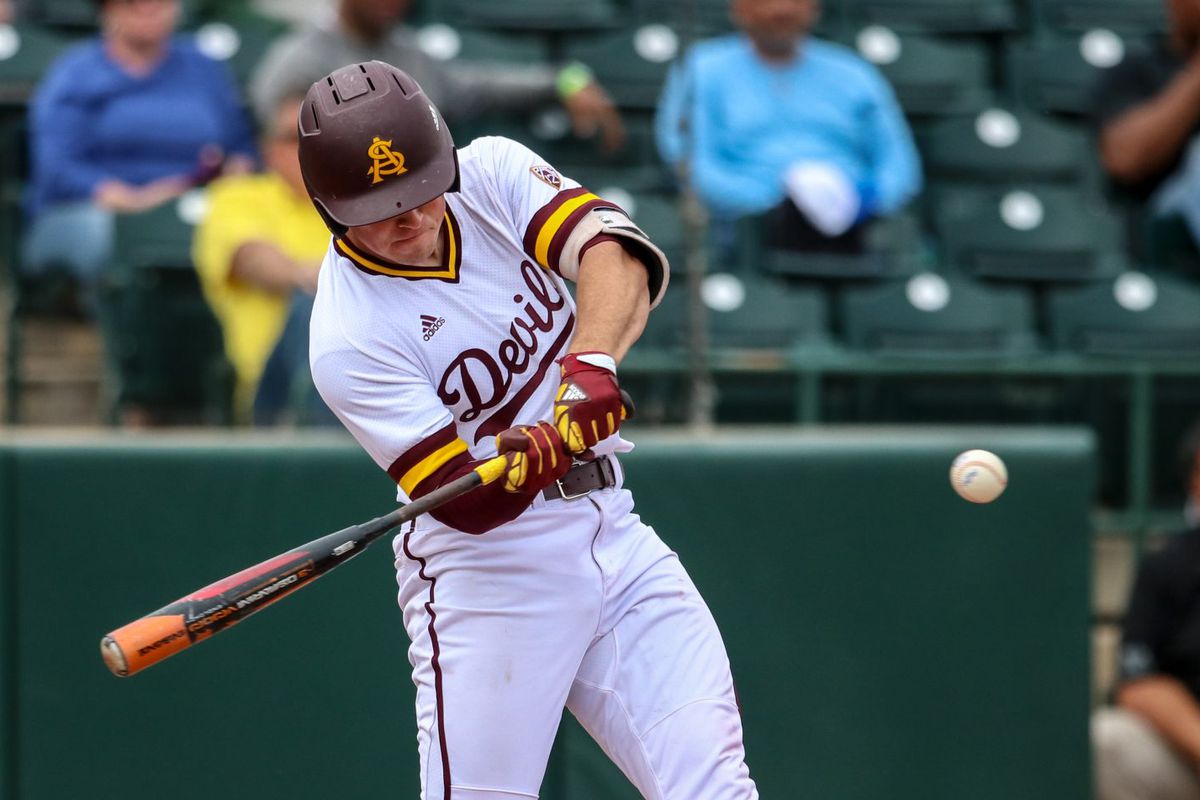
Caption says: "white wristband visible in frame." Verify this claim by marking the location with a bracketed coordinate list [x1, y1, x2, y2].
[574, 352, 617, 374]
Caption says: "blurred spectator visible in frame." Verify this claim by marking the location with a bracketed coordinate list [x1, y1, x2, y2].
[22, 0, 256, 315]
[193, 94, 331, 425]
[1092, 424, 1200, 800]
[655, 0, 921, 254]
[0, 0, 13, 24]
[1094, 0, 1200, 261]
[249, 0, 623, 151]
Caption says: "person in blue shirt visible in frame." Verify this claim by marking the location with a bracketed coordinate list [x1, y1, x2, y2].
[22, 0, 257, 314]
[656, 0, 922, 254]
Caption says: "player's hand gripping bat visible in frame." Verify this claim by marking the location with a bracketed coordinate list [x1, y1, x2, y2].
[100, 392, 634, 678]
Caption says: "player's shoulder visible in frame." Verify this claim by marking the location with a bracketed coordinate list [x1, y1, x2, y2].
[458, 135, 541, 172]
[457, 135, 566, 193]
[686, 34, 746, 68]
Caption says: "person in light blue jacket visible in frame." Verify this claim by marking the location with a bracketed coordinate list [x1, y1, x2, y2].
[656, 0, 922, 254]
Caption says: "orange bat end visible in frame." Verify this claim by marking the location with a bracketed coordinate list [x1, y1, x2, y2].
[101, 614, 189, 678]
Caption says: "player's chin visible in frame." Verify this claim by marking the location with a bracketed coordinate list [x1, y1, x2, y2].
[383, 230, 437, 262]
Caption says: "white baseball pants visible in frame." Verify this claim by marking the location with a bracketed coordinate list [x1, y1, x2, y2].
[394, 484, 758, 799]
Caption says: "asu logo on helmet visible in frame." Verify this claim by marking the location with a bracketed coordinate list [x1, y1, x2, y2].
[368, 137, 408, 185]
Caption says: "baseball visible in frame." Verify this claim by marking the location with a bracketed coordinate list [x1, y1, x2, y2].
[950, 449, 1008, 504]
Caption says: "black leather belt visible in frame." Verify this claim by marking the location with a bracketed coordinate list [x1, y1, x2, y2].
[542, 455, 616, 501]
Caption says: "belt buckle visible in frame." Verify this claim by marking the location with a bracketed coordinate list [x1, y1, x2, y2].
[553, 461, 593, 502]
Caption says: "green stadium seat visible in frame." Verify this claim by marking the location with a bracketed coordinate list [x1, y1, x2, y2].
[562, 26, 678, 110]
[644, 271, 830, 351]
[1031, 0, 1166, 34]
[852, 26, 993, 117]
[633, 272, 830, 423]
[416, 24, 551, 65]
[920, 107, 1096, 186]
[844, 0, 1019, 33]
[1006, 31, 1128, 116]
[745, 211, 929, 280]
[840, 272, 1038, 354]
[933, 185, 1126, 281]
[1046, 270, 1200, 357]
[0, 23, 71, 111]
[103, 194, 232, 423]
[632, 0, 735, 37]
[192, 12, 288, 88]
[438, 0, 620, 31]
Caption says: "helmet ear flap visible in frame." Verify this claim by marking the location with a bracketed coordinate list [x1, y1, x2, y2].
[447, 149, 461, 195]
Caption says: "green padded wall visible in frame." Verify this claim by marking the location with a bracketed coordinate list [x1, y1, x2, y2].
[0, 427, 1095, 800]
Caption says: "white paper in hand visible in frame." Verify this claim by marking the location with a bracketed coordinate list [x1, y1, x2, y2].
[784, 161, 860, 237]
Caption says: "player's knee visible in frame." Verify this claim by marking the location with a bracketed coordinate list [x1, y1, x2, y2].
[644, 699, 757, 800]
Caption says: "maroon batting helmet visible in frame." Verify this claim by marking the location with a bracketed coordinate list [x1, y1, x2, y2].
[298, 61, 459, 234]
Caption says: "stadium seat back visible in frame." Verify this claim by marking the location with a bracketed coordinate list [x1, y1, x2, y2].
[840, 272, 1038, 354]
[563, 26, 679, 110]
[0, 23, 71, 111]
[438, 0, 620, 31]
[1031, 0, 1166, 34]
[844, 0, 1020, 33]
[1047, 271, 1200, 357]
[1006, 31, 1129, 116]
[853, 26, 993, 117]
[934, 186, 1125, 281]
[920, 107, 1095, 185]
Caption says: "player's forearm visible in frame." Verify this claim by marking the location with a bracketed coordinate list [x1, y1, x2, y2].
[569, 241, 650, 363]
[1100, 57, 1200, 183]
[1118, 675, 1200, 763]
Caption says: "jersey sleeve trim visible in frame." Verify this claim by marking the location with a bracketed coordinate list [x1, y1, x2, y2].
[387, 422, 470, 496]
[522, 187, 612, 276]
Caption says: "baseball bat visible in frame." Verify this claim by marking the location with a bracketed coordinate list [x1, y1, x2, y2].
[101, 391, 635, 678]
[99, 455, 509, 678]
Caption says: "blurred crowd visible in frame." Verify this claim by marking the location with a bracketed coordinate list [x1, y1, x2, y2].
[4, 0, 1199, 431]
[2, 0, 1200, 796]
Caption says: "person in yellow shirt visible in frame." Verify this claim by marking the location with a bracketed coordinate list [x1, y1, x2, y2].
[193, 95, 331, 423]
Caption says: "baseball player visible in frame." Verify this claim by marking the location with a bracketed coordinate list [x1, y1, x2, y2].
[299, 61, 757, 800]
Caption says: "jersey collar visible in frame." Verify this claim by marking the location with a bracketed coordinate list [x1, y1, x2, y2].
[334, 205, 463, 282]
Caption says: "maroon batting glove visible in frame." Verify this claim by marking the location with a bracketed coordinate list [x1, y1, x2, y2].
[553, 352, 624, 456]
[495, 421, 572, 495]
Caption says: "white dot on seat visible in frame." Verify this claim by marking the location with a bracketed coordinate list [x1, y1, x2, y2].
[634, 24, 678, 63]
[1081, 29, 1124, 68]
[196, 22, 240, 61]
[1000, 190, 1044, 231]
[856, 26, 902, 65]
[1113, 271, 1157, 311]
[417, 24, 462, 61]
[702, 273, 746, 312]
[975, 109, 1021, 149]
[906, 272, 951, 312]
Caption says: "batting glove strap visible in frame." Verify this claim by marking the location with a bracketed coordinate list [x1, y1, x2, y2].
[554, 352, 624, 455]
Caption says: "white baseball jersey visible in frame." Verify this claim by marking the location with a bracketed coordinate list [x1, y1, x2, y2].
[310, 136, 664, 506]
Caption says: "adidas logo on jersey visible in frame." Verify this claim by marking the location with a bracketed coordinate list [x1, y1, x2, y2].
[420, 314, 446, 341]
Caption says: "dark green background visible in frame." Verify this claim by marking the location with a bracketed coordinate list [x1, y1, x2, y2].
[0, 427, 1094, 799]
